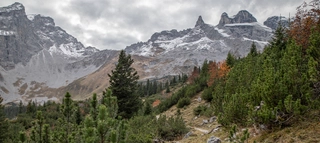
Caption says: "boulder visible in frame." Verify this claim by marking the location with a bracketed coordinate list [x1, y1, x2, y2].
[207, 136, 221, 143]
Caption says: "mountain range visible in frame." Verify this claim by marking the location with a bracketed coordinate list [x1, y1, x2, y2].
[0, 2, 287, 104]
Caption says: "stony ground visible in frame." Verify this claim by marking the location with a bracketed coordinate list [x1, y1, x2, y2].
[160, 93, 228, 143]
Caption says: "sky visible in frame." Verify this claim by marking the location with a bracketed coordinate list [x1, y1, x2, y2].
[0, 0, 307, 50]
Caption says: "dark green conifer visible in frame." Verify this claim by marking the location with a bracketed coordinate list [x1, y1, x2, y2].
[108, 50, 141, 119]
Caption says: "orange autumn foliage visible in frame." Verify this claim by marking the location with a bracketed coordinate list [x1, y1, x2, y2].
[289, 0, 320, 50]
[207, 61, 230, 86]
[152, 99, 161, 107]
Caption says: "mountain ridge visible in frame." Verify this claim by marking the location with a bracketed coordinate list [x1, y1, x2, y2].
[0, 2, 284, 104]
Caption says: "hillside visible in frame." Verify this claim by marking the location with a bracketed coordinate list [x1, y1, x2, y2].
[159, 91, 320, 143]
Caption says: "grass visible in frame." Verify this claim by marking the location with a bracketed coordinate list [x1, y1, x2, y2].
[249, 112, 320, 143]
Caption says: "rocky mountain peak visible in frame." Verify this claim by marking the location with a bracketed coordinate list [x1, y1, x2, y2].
[195, 16, 205, 27]
[0, 2, 26, 16]
[218, 10, 257, 27]
[233, 10, 257, 23]
[264, 16, 289, 30]
[0, 2, 24, 12]
[218, 12, 232, 27]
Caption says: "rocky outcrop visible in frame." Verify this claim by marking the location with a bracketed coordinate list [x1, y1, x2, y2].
[264, 16, 289, 30]
[207, 136, 221, 143]
[218, 10, 257, 27]
[195, 16, 205, 27]
[0, 2, 42, 70]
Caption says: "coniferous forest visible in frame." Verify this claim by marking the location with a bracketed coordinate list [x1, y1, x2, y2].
[1, 1, 320, 142]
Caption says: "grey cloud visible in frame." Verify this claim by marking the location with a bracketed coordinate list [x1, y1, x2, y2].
[0, 0, 309, 50]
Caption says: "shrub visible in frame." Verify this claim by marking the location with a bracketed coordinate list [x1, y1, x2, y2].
[177, 98, 190, 108]
[193, 105, 214, 117]
[201, 87, 213, 102]
[193, 105, 206, 116]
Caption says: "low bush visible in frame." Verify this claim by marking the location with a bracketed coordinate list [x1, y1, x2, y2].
[177, 98, 190, 108]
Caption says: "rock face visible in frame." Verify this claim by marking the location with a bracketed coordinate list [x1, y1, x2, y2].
[264, 16, 289, 30]
[218, 10, 257, 27]
[0, 2, 42, 70]
[0, 3, 117, 104]
[125, 11, 272, 80]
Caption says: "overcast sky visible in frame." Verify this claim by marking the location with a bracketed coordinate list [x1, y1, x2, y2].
[1, 0, 307, 50]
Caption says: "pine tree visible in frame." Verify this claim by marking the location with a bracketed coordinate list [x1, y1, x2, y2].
[90, 93, 98, 123]
[0, 97, 9, 142]
[60, 92, 74, 142]
[146, 79, 150, 96]
[97, 105, 113, 143]
[226, 52, 236, 67]
[19, 100, 23, 114]
[165, 81, 170, 93]
[83, 116, 98, 143]
[144, 102, 152, 115]
[75, 105, 82, 125]
[108, 50, 141, 119]
[249, 42, 258, 57]
[19, 131, 26, 143]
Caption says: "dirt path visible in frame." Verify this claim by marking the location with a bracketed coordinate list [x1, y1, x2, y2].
[193, 127, 209, 134]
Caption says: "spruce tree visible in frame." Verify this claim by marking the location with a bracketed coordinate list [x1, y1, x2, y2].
[108, 50, 141, 119]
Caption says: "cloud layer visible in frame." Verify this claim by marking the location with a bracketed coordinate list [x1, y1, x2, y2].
[0, 0, 307, 50]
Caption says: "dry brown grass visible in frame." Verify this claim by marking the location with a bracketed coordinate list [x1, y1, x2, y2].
[160, 92, 229, 143]
[158, 90, 320, 143]
[249, 115, 320, 143]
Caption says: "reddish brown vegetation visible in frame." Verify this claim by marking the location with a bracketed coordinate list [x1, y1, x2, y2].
[289, 0, 320, 49]
[207, 61, 230, 86]
[152, 99, 161, 107]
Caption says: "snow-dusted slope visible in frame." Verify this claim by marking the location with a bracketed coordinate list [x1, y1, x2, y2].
[125, 12, 273, 79]
[0, 3, 116, 104]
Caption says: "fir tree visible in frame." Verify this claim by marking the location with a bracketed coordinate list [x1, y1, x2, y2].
[108, 50, 141, 119]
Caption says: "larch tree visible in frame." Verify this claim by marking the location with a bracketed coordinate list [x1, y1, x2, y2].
[108, 50, 141, 119]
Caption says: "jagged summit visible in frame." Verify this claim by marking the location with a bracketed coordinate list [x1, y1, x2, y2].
[218, 12, 232, 27]
[0, 2, 24, 13]
[233, 10, 257, 23]
[218, 10, 257, 27]
[195, 16, 205, 27]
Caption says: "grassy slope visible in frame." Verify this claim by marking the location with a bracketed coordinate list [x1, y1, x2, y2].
[156, 86, 320, 143]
